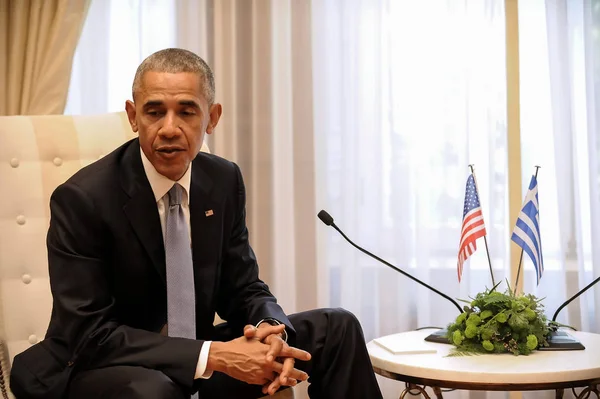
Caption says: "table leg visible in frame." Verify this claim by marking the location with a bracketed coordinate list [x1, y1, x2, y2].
[555, 389, 564, 399]
[432, 386, 444, 399]
[400, 383, 431, 399]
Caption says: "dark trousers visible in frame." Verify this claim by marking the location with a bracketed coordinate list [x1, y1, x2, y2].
[67, 308, 383, 399]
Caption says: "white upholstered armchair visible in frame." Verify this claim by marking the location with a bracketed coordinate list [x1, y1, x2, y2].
[0, 112, 294, 399]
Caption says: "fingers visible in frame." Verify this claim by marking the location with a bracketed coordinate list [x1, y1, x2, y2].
[260, 371, 278, 386]
[262, 358, 299, 396]
[279, 357, 296, 386]
[265, 335, 284, 363]
[243, 324, 285, 341]
[270, 360, 308, 383]
[279, 345, 312, 362]
[263, 378, 298, 396]
[263, 376, 286, 396]
[255, 324, 286, 341]
[262, 378, 280, 396]
[261, 332, 311, 364]
[243, 324, 257, 338]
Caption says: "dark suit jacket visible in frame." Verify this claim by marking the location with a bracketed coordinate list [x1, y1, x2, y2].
[10, 139, 294, 398]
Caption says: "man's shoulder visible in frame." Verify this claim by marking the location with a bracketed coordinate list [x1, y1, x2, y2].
[191, 153, 246, 202]
[193, 151, 241, 181]
[193, 151, 237, 171]
[57, 138, 137, 197]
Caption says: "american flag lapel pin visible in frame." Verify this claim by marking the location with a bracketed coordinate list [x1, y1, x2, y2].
[205, 209, 214, 217]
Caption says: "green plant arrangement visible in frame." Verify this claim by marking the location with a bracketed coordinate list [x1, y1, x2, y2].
[445, 282, 560, 356]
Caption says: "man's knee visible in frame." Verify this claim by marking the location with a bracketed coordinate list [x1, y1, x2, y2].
[294, 307, 363, 333]
[116, 369, 184, 399]
[313, 307, 365, 345]
[327, 307, 362, 331]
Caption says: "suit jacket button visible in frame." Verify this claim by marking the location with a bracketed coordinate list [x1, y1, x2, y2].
[67, 360, 74, 367]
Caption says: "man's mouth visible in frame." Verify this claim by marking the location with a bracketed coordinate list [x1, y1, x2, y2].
[156, 147, 184, 154]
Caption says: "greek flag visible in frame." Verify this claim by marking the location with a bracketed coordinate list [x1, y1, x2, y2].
[511, 175, 544, 284]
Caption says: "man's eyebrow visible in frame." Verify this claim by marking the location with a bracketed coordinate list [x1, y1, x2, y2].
[143, 100, 164, 108]
[179, 100, 201, 108]
[142, 99, 201, 108]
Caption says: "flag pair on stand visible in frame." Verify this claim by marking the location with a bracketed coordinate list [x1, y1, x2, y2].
[457, 173, 544, 284]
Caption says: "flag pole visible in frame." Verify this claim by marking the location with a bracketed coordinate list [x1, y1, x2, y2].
[514, 165, 541, 293]
[469, 164, 495, 286]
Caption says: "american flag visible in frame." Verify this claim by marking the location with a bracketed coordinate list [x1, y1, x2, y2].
[457, 174, 487, 282]
[511, 175, 543, 284]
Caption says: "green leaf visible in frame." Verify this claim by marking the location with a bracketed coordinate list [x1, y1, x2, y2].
[483, 294, 510, 306]
[508, 311, 528, 330]
[490, 280, 504, 292]
[446, 349, 483, 357]
[480, 324, 497, 340]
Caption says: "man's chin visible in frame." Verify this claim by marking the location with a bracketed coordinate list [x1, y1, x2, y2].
[152, 159, 188, 181]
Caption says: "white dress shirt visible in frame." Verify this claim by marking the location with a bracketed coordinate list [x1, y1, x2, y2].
[140, 149, 213, 380]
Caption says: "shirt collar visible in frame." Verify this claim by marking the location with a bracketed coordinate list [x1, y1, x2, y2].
[140, 147, 192, 203]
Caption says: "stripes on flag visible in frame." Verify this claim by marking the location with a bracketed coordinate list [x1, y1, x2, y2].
[457, 174, 487, 282]
[511, 175, 544, 284]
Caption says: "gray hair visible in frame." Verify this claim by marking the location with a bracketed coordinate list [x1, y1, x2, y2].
[132, 48, 215, 104]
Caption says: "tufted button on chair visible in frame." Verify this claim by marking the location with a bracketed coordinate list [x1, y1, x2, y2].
[0, 112, 295, 399]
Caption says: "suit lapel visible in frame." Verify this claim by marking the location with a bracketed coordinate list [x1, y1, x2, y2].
[120, 142, 167, 284]
[189, 155, 221, 327]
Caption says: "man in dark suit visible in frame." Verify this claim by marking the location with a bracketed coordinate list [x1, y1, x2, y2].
[10, 48, 383, 399]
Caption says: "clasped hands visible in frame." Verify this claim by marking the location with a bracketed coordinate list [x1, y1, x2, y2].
[246, 323, 311, 396]
[208, 323, 311, 396]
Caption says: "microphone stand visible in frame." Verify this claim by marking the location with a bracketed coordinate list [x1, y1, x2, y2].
[329, 222, 463, 314]
[552, 276, 600, 322]
[318, 210, 463, 345]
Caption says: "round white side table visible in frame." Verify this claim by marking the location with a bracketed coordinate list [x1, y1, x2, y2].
[367, 329, 600, 399]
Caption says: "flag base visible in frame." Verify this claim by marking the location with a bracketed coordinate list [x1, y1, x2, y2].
[423, 328, 586, 350]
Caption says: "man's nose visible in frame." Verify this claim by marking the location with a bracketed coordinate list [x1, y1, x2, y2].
[158, 112, 180, 138]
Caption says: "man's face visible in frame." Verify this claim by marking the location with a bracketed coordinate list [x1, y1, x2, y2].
[125, 71, 222, 181]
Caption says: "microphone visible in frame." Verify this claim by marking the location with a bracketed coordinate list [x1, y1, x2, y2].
[552, 276, 600, 322]
[533, 277, 600, 352]
[317, 210, 463, 314]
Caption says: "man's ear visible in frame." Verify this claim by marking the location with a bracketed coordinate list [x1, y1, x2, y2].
[125, 100, 138, 133]
[206, 103, 223, 135]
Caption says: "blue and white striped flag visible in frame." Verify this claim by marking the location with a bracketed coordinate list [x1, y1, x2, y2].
[511, 175, 544, 284]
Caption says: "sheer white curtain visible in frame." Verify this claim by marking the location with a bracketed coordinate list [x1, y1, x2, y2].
[64, 0, 177, 115]
[313, 0, 508, 339]
[519, 0, 600, 336]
